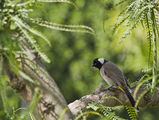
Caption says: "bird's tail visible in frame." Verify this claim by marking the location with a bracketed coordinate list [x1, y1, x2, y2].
[118, 86, 137, 109]
[123, 88, 135, 107]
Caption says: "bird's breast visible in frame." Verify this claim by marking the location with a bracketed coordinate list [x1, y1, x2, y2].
[100, 69, 114, 86]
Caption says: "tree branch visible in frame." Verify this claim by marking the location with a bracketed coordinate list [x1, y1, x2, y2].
[68, 82, 159, 116]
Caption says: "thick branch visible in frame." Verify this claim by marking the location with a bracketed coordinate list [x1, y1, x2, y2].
[68, 82, 159, 116]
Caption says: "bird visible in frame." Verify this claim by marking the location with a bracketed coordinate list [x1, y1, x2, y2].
[92, 58, 137, 108]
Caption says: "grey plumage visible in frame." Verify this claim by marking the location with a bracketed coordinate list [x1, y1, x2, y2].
[100, 61, 130, 89]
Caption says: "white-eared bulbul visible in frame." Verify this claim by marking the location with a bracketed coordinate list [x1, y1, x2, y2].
[92, 58, 136, 108]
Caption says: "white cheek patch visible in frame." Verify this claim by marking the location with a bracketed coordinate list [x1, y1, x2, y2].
[98, 58, 105, 64]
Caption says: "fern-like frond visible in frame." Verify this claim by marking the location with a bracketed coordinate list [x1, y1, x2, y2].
[122, 12, 145, 39]
[74, 111, 102, 120]
[19, 71, 35, 83]
[113, 0, 159, 94]
[113, 0, 153, 39]
[134, 74, 151, 99]
[154, 9, 159, 28]
[113, 0, 136, 32]
[16, 0, 36, 7]
[125, 106, 137, 120]
[144, 13, 153, 66]
[115, 0, 129, 6]
[17, 8, 33, 13]
[13, 18, 51, 63]
[4, 51, 35, 83]
[87, 103, 125, 120]
[135, 88, 150, 109]
[11, 16, 51, 46]
[28, 18, 95, 34]
[4, 52, 20, 75]
[134, 74, 159, 108]
[150, 8, 158, 94]
[37, 0, 76, 7]
[121, 3, 151, 39]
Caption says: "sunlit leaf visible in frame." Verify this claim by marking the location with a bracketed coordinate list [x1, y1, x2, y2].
[12, 16, 51, 46]
[28, 18, 95, 34]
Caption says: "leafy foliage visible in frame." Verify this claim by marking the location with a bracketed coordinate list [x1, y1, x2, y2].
[0, 0, 94, 119]
[28, 18, 95, 34]
[112, 0, 159, 119]
[86, 102, 126, 120]
[113, 0, 159, 94]
[125, 106, 137, 120]
[74, 110, 102, 120]
[0, 0, 159, 119]
[0, 0, 94, 62]
[18, 88, 41, 120]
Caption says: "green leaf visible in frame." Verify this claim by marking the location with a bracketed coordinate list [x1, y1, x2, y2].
[37, 0, 77, 7]
[0, 75, 10, 117]
[12, 16, 51, 46]
[13, 17, 51, 63]
[28, 18, 95, 34]
[5, 52, 20, 75]
[16, 0, 36, 7]
[19, 88, 41, 120]
[125, 106, 137, 120]
[87, 103, 99, 111]
[19, 71, 35, 83]
[86, 103, 125, 120]
[74, 111, 102, 120]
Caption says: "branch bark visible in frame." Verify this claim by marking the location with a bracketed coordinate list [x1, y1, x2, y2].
[68, 82, 159, 116]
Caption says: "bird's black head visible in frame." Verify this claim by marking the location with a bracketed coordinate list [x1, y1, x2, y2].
[92, 58, 107, 69]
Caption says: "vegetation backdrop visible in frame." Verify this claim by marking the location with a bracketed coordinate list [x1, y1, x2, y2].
[0, 0, 159, 120]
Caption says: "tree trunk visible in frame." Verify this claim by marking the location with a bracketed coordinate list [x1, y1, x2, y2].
[5, 35, 73, 120]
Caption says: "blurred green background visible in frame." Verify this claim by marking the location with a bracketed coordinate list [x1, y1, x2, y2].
[31, 0, 158, 119]
[34, 0, 148, 102]
[1, 0, 159, 120]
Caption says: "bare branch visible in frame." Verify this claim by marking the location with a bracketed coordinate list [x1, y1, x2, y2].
[68, 82, 159, 116]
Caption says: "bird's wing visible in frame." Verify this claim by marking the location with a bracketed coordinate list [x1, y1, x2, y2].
[103, 61, 136, 108]
[103, 61, 129, 88]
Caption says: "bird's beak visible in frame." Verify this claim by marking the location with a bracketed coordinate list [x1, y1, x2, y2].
[92, 64, 95, 67]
